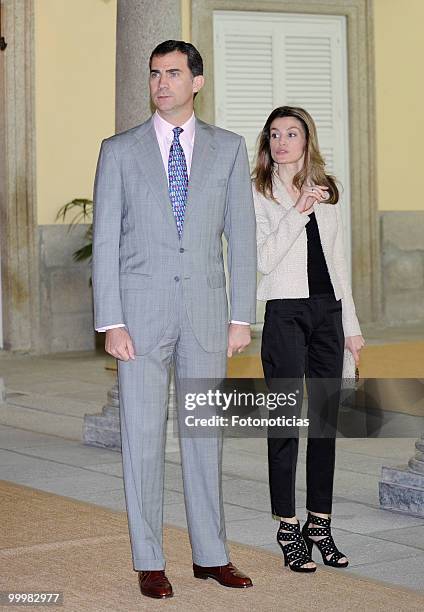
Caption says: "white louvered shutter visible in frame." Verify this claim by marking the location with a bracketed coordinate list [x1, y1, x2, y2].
[214, 12, 351, 324]
[214, 24, 275, 161]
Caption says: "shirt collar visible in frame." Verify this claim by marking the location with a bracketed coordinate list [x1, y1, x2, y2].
[153, 111, 195, 143]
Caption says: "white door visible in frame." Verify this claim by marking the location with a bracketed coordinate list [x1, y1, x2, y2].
[214, 11, 351, 324]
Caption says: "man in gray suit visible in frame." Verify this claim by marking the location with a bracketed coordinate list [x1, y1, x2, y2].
[92, 40, 256, 599]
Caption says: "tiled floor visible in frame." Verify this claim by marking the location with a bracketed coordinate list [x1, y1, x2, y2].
[0, 425, 423, 591]
[1, 334, 424, 593]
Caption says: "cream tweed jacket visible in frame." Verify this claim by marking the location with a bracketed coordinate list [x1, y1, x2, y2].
[253, 174, 361, 337]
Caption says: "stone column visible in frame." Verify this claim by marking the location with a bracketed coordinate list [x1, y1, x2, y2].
[379, 435, 424, 517]
[0, 0, 40, 351]
[83, 0, 181, 451]
[115, 0, 181, 132]
[408, 435, 424, 474]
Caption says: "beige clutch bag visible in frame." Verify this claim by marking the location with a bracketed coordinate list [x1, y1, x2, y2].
[342, 348, 358, 388]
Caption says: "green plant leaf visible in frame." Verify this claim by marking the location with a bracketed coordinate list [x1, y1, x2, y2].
[73, 243, 92, 262]
[56, 198, 93, 227]
[57, 197, 93, 284]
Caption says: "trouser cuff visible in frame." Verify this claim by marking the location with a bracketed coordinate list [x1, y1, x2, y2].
[133, 558, 165, 571]
[192, 554, 229, 567]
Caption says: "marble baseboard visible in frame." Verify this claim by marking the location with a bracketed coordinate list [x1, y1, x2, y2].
[83, 414, 121, 451]
[379, 464, 424, 517]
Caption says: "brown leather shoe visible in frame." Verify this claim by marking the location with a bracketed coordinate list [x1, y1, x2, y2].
[193, 562, 253, 588]
[138, 570, 173, 599]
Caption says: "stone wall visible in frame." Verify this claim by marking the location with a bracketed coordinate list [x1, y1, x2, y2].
[38, 225, 95, 353]
[35, 213, 424, 355]
[381, 212, 424, 324]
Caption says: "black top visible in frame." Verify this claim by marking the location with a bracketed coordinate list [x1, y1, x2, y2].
[306, 212, 335, 296]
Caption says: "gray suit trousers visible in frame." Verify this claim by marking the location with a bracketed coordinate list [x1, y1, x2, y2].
[117, 283, 229, 570]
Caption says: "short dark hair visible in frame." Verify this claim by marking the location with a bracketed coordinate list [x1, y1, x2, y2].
[149, 40, 203, 76]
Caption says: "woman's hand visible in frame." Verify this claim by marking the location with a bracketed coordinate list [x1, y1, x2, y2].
[294, 184, 329, 214]
[345, 335, 365, 366]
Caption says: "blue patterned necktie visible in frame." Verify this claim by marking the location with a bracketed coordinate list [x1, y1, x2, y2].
[168, 127, 188, 238]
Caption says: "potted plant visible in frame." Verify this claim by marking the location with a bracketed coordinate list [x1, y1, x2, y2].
[56, 198, 93, 266]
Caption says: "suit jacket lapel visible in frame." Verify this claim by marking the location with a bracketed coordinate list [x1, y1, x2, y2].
[131, 117, 218, 235]
[183, 119, 218, 227]
[132, 119, 177, 234]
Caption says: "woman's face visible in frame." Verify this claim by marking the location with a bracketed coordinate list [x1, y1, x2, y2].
[269, 116, 307, 166]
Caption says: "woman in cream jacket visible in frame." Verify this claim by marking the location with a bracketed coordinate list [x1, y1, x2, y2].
[253, 106, 364, 573]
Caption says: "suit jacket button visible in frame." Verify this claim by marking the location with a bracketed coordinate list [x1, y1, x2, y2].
[174, 276, 180, 282]
[179, 248, 185, 253]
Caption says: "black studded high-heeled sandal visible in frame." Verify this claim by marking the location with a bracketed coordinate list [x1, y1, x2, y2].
[277, 519, 316, 573]
[302, 512, 348, 568]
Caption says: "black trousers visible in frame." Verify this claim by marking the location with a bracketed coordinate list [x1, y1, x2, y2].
[261, 294, 344, 517]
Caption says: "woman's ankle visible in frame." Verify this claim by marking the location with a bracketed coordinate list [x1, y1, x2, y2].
[307, 510, 331, 519]
[280, 515, 298, 524]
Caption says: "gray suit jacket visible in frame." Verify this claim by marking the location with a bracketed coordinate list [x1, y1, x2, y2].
[92, 116, 257, 354]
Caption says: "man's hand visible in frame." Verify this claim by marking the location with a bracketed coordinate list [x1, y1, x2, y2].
[105, 327, 136, 361]
[227, 323, 251, 358]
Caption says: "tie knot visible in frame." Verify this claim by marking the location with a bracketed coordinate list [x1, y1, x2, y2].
[173, 127, 183, 141]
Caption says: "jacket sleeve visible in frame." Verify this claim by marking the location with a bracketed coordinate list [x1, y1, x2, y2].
[92, 139, 124, 330]
[254, 188, 309, 275]
[333, 202, 362, 337]
[223, 137, 257, 324]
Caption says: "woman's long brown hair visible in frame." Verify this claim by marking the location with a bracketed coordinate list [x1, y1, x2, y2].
[252, 106, 339, 204]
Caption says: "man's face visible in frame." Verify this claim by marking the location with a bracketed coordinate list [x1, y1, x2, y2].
[149, 50, 204, 118]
